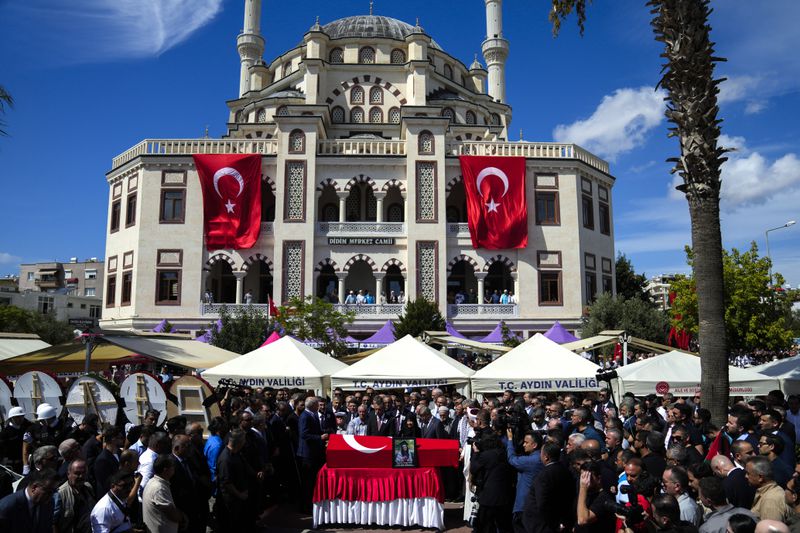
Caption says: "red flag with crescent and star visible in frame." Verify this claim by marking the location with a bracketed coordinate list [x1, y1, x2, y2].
[193, 154, 262, 251]
[459, 155, 528, 249]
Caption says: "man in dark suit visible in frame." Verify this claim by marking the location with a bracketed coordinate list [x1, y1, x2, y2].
[470, 432, 514, 532]
[297, 397, 328, 513]
[170, 434, 203, 533]
[0, 468, 59, 533]
[416, 406, 447, 439]
[523, 442, 575, 533]
[93, 426, 124, 497]
[367, 400, 395, 437]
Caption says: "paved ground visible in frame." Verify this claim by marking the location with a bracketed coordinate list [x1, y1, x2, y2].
[260, 501, 472, 532]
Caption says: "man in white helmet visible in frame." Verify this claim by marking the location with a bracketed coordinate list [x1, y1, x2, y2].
[0, 407, 29, 474]
[22, 403, 65, 475]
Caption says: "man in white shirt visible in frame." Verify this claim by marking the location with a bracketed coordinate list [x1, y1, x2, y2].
[90, 471, 134, 533]
[136, 432, 170, 500]
[142, 455, 184, 533]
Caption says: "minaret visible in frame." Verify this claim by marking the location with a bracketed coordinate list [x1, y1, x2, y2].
[481, 0, 509, 103]
[237, 0, 265, 96]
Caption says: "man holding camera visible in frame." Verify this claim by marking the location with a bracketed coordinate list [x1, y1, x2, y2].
[505, 428, 543, 533]
[576, 461, 616, 533]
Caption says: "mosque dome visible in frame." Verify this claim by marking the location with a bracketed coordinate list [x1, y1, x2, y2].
[320, 15, 441, 49]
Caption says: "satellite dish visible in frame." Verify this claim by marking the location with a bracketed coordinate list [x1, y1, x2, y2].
[65, 376, 119, 426]
[13, 371, 64, 422]
[0, 376, 14, 426]
[167, 375, 220, 434]
[119, 372, 168, 427]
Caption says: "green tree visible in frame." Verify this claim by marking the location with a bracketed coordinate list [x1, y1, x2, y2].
[550, 0, 730, 424]
[671, 243, 795, 352]
[0, 85, 13, 136]
[615, 253, 649, 302]
[581, 293, 670, 343]
[501, 320, 521, 348]
[393, 298, 446, 340]
[275, 296, 354, 357]
[210, 304, 275, 355]
[0, 305, 75, 345]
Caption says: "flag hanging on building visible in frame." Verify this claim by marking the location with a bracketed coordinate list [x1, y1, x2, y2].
[459, 155, 528, 249]
[194, 154, 262, 250]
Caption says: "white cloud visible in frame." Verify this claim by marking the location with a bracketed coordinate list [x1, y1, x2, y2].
[9, 0, 223, 63]
[717, 74, 763, 104]
[744, 100, 767, 115]
[552, 87, 666, 162]
[0, 253, 21, 264]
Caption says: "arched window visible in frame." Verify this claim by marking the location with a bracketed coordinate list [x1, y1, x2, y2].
[388, 107, 401, 124]
[491, 113, 501, 125]
[369, 107, 382, 123]
[256, 108, 267, 123]
[234, 110, 243, 123]
[331, 106, 345, 123]
[329, 47, 344, 63]
[441, 107, 455, 121]
[351, 107, 364, 123]
[350, 85, 364, 104]
[276, 105, 289, 116]
[418, 131, 434, 154]
[443, 64, 453, 80]
[359, 46, 375, 64]
[465, 110, 476, 125]
[283, 62, 292, 77]
[369, 86, 383, 105]
[390, 49, 405, 64]
[289, 129, 305, 153]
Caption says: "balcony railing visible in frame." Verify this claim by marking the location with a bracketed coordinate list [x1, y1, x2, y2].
[333, 303, 404, 317]
[447, 141, 609, 174]
[112, 139, 280, 168]
[447, 304, 518, 317]
[318, 222, 406, 235]
[318, 139, 406, 156]
[201, 303, 271, 316]
[447, 223, 470, 236]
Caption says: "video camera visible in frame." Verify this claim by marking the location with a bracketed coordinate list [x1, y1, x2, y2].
[603, 484, 645, 525]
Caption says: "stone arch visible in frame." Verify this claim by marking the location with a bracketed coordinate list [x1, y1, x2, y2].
[445, 175, 463, 193]
[316, 178, 341, 192]
[380, 258, 406, 273]
[324, 75, 408, 106]
[483, 255, 517, 273]
[344, 174, 377, 193]
[206, 253, 237, 270]
[343, 254, 377, 273]
[262, 174, 276, 193]
[241, 254, 273, 272]
[314, 258, 339, 273]
[381, 179, 406, 194]
[447, 254, 480, 275]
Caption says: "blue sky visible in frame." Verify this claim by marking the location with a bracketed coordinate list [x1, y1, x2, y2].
[1, 0, 798, 286]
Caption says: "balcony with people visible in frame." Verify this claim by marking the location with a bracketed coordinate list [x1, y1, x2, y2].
[316, 178, 406, 236]
[446, 256, 518, 317]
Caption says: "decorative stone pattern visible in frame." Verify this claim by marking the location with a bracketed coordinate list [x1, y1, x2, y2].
[388, 107, 401, 124]
[466, 111, 476, 125]
[381, 258, 407, 273]
[331, 106, 345, 123]
[381, 179, 406, 193]
[276, 106, 289, 116]
[315, 258, 339, 273]
[418, 132, 434, 154]
[369, 107, 382, 123]
[447, 254, 480, 275]
[282, 241, 304, 301]
[346, 192, 360, 220]
[441, 108, 454, 121]
[359, 47, 375, 64]
[316, 178, 341, 192]
[329, 48, 344, 63]
[366, 191, 377, 219]
[484, 255, 516, 273]
[242, 254, 273, 272]
[445, 175, 462, 193]
[206, 253, 236, 268]
[257, 108, 267, 123]
[344, 254, 377, 273]
[289, 130, 305, 153]
[390, 49, 405, 64]
[387, 205, 403, 222]
[351, 86, 365, 104]
[369, 87, 383, 104]
[263, 175, 276, 193]
[351, 107, 364, 123]
[345, 174, 377, 193]
[285, 162, 305, 221]
[325, 76, 407, 107]
[416, 162, 436, 221]
[416, 241, 438, 302]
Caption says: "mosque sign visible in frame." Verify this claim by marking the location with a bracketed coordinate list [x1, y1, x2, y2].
[328, 237, 395, 245]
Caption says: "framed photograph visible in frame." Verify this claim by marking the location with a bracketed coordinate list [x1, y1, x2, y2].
[392, 437, 418, 468]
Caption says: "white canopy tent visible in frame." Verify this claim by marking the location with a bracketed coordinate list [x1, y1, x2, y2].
[330, 335, 475, 396]
[750, 357, 800, 395]
[611, 351, 780, 399]
[472, 333, 601, 393]
[202, 336, 347, 394]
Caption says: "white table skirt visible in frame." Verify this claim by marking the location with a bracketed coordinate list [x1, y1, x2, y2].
[313, 497, 445, 530]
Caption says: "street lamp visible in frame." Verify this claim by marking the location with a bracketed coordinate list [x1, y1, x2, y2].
[765, 220, 796, 287]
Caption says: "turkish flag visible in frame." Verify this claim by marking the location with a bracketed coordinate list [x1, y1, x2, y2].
[194, 154, 262, 250]
[459, 155, 528, 249]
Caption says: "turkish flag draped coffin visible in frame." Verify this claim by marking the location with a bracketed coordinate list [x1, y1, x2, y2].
[326, 434, 459, 469]
[193, 154, 262, 250]
[459, 155, 528, 249]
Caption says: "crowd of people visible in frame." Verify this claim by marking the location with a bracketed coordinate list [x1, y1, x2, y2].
[1, 382, 800, 532]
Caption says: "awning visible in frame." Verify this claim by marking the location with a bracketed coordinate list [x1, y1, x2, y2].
[0, 342, 135, 373]
[102, 334, 241, 370]
[561, 330, 694, 356]
[0, 334, 51, 362]
[37, 268, 59, 273]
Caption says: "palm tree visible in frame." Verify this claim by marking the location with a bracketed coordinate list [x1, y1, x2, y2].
[0, 84, 13, 136]
[550, 0, 729, 425]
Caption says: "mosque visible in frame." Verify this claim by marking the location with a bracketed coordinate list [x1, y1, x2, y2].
[100, 0, 616, 338]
